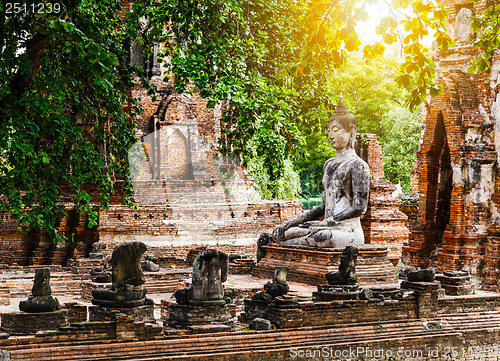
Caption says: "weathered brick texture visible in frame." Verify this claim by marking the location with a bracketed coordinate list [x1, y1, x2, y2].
[404, 1, 500, 291]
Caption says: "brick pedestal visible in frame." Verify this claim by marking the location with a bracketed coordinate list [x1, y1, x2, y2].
[1, 309, 69, 335]
[89, 304, 154, 323]
[162, 300, 234, 329]
[401, 280, 441, 320]
[0, 286, 9, 306]
[253, 244, 398, 285]
[268, 294, 419, 329]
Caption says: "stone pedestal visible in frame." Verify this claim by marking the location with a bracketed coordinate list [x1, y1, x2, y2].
[1, 309, 69, 335]
[436, 271, 473, 295]
[313, 285, 359, 301]
[89, 304, 154, 323]
[253, 244, 398, 285]
[240, 299, 270, 322]
[88, 305, 161, 341]
[162, 300, 233, 329]
[92, 286, 148, 308]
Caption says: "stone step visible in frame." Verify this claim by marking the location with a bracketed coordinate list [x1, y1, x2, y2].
[145, 280, 184, 294]
[7, 320, 459, 361]
[443, 311, 500, 331]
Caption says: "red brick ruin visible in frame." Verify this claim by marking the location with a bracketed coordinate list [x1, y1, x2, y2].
[5, 2, 500, 360]
[403, 0, 500, 290]
[3, 0, 500, 296]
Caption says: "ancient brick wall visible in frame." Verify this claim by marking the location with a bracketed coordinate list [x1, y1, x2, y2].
[0, 82, 302, 267]
[268, 297, 419, 329]
[404, 0, 500, 289]
[356, 134, 410, 262]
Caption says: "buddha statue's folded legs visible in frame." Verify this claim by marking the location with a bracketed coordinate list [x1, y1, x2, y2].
[280, 218, 364, 248]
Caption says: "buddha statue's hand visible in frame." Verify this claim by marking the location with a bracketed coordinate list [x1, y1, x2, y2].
[302, 220, 318, 227]
[273, 221, 290, 241]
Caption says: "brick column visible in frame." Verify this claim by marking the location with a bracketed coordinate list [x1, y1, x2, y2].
[401, 281, 440, 320]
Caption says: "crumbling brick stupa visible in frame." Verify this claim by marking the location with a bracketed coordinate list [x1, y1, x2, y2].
[403, 0, 500, 290]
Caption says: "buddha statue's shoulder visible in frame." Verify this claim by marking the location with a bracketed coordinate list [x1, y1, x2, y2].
[323, 157, 336, 170]
[323, 154, 369, 172]
[345, 156, 370, 180]
[350, 154, 370, 171]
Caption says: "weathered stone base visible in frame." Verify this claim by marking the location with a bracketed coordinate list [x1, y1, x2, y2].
[436, 273, 474, 296]
[92, 286, 148, 308]
[253, 244, 398, 285]
[441, 284, 474, 296]
[162, 300, 234, 329]
[268, 294, 418, 329]
[1, 309, 69, 335]
[89, 304, 155, 323]
[240, 299, 270, 323]
[312, 284, 359, 301]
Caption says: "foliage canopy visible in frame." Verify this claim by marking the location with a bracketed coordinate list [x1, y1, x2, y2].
[294, 56, 422, 195]
[1, 0, 497, 240]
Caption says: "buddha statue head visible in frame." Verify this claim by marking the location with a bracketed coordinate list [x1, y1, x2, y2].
[327, 96, 357, 151]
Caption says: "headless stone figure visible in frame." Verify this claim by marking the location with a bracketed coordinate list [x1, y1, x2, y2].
[92, 241, 150, 307]
[19, 268, 61, 313]
[273, 97, 370, 248]
[175, 249, 229, 306]
[326, 246, 358, 285]
[111, 241, 147, 291]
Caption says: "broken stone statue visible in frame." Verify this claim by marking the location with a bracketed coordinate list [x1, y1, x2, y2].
[264, 266, 289, 298]
[241, 266, 290, 323]
[272, 96, 370, 248]
[407, 268, 436, 282]
[326, 246, 358, 285]
[19, 268, 61, 313]
[313, 246, 359, 301]
[141, 254, 160, 272]
[92, 241, 152, 307]
[175, 249, 229, 306]
[89, 241, 103, 259]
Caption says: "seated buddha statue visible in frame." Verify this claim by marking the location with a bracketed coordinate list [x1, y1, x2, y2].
[273, 97, 370, 248]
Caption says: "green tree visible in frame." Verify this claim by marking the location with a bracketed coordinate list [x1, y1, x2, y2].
[0, 0, 463, 240]
[294, 56, 421, 196]
[293, 111, 335, 197]
[328, 56, 405, 137]
[0, 0, 147, 241]
[469, 2, 500, 73]
[380, 106, 422, 193]
[140, 0, 451, 195]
